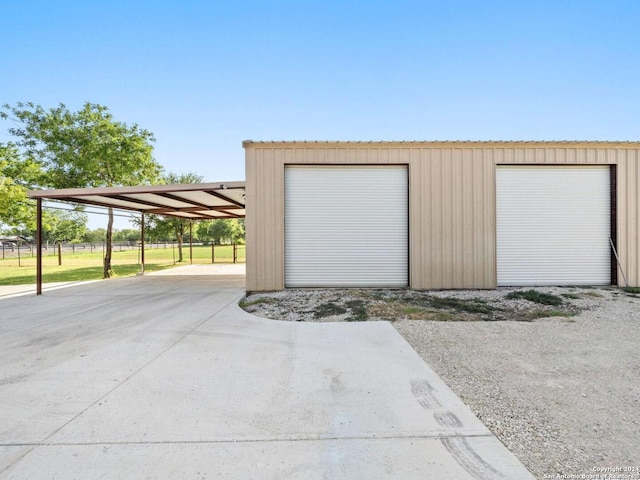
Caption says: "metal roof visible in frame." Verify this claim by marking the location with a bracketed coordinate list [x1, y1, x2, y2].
[28, 182, 246, 220]
[243, 140, 640, 147]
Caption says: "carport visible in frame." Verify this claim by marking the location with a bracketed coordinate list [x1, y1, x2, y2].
[28, 182, 245, 294]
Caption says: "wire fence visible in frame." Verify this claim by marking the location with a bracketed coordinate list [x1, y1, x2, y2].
[1, 242, 153, 261]
[0, 242, 245, 271]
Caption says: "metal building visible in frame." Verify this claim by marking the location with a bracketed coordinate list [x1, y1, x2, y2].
[244, 141, 640, 291]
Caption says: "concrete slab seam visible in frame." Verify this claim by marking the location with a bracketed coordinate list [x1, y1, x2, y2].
[0, 433, 495, 447]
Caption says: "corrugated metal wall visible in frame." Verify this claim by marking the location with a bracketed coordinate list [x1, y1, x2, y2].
[409, 148, 496, 289]
[245, 142, 640, 291]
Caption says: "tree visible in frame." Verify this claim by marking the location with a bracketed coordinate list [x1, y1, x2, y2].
[1, 102, 162, 277]
[197, 219, 245, 245]
[44, 209, 88, 244]
[142, 172, 204, 262]
[229, 218, 245, 244]
[196, 219, 229, 244]
[112, 228, 140, 243]
[83, 228, 107, 243]
[0, 143, 41, 230]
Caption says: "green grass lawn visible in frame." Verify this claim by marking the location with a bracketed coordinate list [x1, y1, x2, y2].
[0, 244, 245, 286]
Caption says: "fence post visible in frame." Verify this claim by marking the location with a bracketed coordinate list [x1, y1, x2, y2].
[233, 243, 237, 264]
[58, 242, 62, 266]
[211, 243, 215, 264]
[17, 242, 21, 267]
[189, 220, 193, 265]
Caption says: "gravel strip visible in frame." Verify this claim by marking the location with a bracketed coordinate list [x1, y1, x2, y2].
[243, 286, 640, 479]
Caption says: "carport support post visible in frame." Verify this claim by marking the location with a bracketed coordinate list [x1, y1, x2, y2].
[36, 198, 42, 295]
[189, 220, 193, 265]
[140, 213, 145, 274]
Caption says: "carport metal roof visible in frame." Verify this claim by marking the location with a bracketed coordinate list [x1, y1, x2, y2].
[27, 182, 245, 295]
[28, 181, 246, 220]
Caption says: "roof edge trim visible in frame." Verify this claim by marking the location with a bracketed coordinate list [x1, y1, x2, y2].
[242, 140, 640, 148]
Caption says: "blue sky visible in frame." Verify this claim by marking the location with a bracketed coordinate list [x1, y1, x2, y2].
[2, 0, 639, 228]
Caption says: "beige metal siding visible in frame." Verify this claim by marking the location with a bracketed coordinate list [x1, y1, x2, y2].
[245, 147, 285, 291]
[618, 149, 640, 286]
[408, 148, 496, 289]
[245, 141, 640, 291]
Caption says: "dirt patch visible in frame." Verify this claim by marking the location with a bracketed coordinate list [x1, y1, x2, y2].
[242, 286, 587, 323]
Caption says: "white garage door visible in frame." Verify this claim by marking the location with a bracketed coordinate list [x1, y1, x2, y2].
[285, 166, 408, 287]
[496, 166, 611, 286]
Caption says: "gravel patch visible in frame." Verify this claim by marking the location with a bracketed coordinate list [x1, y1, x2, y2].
[242, 286, 640, 479]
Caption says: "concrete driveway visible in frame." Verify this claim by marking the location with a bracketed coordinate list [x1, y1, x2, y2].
[0, 265, 533, 479]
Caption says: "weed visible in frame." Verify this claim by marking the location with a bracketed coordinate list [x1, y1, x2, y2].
[313, 302, 347, 318]
[402, 306, 424, 315]
[345, 300, 368, 322]
[623, 286, 640, 294]
[583, 291, 603, 298]
[506, 290, 563, 306]
[561, 293, 581, 300]
[422, 296, 497, 315]
[544, 310, 575, 317]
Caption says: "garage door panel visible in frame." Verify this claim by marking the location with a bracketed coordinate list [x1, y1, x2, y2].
[285, 166, 408, 288]
[497, 166, 610, 286]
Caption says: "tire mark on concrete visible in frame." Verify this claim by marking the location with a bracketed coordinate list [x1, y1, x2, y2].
[410, 378, 441, 409]
[0, 373, 29, 386]
[440, 436, 505, 480]
[433, 411, 463, 428]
